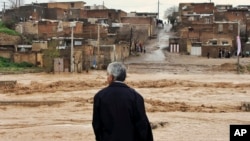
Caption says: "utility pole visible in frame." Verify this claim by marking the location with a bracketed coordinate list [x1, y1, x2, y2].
[70, 22, 76, 73]
[157, 0, 160, 19]
[237, 22, 241, 74]
[97, 24, 100, 69]
[3, 2, 5, 13]
[129, 27, 133, 55]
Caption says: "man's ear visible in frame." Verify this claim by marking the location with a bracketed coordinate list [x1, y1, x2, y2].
[111, 75, 115, 81]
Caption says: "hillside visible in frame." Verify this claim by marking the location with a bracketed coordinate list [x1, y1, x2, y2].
[0, 22, 21, 45]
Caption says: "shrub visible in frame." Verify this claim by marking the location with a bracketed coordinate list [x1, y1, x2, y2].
[0, 56, 34, 68]
[0, 21, 19, 36]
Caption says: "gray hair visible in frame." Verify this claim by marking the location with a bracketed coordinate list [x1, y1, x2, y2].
[107, 62, 127, 81]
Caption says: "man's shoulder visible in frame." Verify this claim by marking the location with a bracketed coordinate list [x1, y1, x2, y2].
[129, 88, 144, 100]
[95, 86, 108, 96]
[99, 86, 107, 92]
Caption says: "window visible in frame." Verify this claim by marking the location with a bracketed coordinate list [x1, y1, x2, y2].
[108, 13, 112, 18]
[188, 16, 194, 21]
[71, 3, 75, 8]
[74, 41, 82, 46]
[228, 24, 233, 31]
[218, 24, 223, 33]
[211, 40, 217, 45]
[205, 18, 210, 24]
[222, 41, 229, 45]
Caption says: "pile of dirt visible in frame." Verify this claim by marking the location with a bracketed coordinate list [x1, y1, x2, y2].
[145, 99, 241, 113]
[216, 63, 237, 71]
[211, 63, 250, 73]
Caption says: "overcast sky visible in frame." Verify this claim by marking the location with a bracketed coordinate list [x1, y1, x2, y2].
[1, 0, 248, 19]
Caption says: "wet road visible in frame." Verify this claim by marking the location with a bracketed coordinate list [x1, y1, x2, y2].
[125, 24, 173, 64]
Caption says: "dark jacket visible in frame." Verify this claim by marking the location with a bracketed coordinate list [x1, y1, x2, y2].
[92, 82, 153, 141]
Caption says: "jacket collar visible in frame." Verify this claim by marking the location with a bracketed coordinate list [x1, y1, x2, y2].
[108, 81, 129, 88]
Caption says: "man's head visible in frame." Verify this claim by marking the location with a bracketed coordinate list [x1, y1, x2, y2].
[107, 62, 127, 84]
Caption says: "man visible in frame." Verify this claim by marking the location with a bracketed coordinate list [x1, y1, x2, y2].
[92, 62, 153, 141]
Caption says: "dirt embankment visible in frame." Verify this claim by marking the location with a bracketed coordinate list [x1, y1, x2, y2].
[0, 33, 21, 45]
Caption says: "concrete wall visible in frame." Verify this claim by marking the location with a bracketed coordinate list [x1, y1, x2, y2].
[0, 51, 13, 59]
[115, 44, 130, 61]
[32, 41, 48, 51]
[202, 45, 232, 58]
[15, 22, 39, 35]
[13, 52, 37, 65]
[37, 53, 43, 67]
[91, 43, 129, 69]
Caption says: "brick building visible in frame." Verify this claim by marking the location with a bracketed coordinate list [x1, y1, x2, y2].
[179, 3, 214, 25]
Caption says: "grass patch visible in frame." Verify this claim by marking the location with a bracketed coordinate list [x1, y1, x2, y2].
[0, 57, 43, 74]
[0, 57, 34, 68]
[0, 21, 19, 36]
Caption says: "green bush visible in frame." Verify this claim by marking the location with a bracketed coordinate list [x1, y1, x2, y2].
[0, 28, 19, 35]
[0, 21, 19, 36]
[0, 57, 11, 67]
[0, 22, 5, 28]
[15, 62, 34, 67]
[0, 56, 34, 68]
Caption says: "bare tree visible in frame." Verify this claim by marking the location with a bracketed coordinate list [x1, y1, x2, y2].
[164, 6, 178, 27]
[7, 0, 18, 8]
[7, 0, 24, 8]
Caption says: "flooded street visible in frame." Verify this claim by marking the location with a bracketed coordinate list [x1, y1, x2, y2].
[1, 24, 250, 141]
[142, 25, 171, 62]
[126, 24, 172, 63]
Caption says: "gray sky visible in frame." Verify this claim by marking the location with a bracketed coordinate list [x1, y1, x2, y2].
[1, 0, 248, 19]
